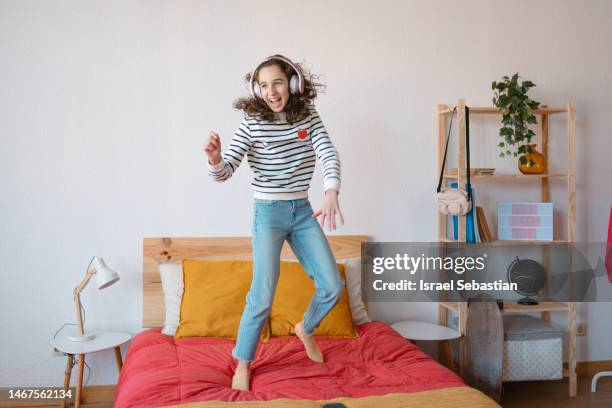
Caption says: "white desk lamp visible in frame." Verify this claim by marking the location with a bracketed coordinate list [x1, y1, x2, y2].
[68, 257, 120, 342]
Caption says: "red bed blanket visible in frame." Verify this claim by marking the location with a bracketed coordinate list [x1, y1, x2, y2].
[115, 321, 465, 407]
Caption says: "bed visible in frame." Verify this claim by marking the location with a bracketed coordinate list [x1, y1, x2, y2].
[114, 237, 499, 407]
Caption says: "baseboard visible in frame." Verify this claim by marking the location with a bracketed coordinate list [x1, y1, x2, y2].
[565, 360, 612, 377]
[0, 385, 115, 407]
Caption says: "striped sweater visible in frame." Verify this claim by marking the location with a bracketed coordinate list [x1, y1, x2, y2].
[207, 109, 341, 200]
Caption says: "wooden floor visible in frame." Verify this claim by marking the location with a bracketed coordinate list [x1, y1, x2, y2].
[502, 375, 612, 407]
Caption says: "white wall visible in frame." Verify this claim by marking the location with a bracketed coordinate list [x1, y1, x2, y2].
[1, 0, 611, 387]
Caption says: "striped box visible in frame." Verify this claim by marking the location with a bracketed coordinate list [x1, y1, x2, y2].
[498, 202, 553, 241]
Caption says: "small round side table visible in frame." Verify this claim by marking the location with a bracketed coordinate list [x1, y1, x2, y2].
[53, 329, 131, 408]
[391, 320, 461, 369]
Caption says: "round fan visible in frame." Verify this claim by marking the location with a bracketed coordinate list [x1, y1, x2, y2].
[507, 257, 546, 305]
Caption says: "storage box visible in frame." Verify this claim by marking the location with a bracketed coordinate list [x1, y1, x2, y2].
[502, 315, 563, 382]
[498, 202, 553, 241]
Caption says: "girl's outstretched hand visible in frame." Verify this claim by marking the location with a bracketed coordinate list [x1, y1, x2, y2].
[313, 189, 345, 231]
[204, 131, 222, 165]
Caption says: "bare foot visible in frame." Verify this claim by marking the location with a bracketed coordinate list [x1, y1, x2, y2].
[231, 366, 250, 391]
[294, 320, 324, 363]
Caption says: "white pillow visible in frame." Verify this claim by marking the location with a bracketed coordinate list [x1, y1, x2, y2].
[158, 263, 183, 336]
[342, 258, 371, 325]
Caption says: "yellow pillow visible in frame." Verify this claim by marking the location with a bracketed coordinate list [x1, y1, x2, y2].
[270, 262, 357, 338]
[175, 259, 270, 342]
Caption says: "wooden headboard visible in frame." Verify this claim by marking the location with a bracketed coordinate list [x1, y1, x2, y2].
[143, 236, 368, 328]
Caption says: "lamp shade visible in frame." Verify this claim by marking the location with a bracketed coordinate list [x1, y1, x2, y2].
[94, 256, 120, 289]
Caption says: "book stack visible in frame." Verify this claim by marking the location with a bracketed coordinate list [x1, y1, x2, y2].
[476, 207, 493, 242]
[450, 183, 492, 243]
[448, 167, 496, 176]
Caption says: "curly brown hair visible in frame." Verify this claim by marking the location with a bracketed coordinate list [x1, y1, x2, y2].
[233, 57, 325, 124]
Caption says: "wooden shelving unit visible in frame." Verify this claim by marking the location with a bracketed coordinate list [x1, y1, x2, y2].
[436, 99, 577, 396]
[439, 238, 570, 245]
[443, 173, 568, 180]
[441, 300, 570, 315]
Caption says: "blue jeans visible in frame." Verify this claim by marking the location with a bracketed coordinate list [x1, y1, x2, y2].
[232, 198, 344, 362]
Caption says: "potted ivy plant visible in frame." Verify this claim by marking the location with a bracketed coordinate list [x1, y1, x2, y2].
[492, 73, 545, 172]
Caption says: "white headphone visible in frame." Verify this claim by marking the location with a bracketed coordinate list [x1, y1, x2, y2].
[250, 55, 305, 99]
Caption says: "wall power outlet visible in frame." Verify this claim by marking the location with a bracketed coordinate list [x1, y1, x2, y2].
[576, 323, 587, 336]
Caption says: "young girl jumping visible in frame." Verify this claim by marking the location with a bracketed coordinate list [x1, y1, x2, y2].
[203, 55, 345, 391]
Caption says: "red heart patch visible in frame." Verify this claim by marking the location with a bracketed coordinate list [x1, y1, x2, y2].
[298, 129, 308, 139]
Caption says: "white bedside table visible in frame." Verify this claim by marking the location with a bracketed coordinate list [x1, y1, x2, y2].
[53, 328, 131, 408]
[391, 320, 461, 369]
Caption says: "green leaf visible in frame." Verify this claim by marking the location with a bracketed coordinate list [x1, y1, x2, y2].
[493, 73, 541, 151]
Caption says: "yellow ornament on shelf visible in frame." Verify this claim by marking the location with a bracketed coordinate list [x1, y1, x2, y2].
[518, 144, 547, 174]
